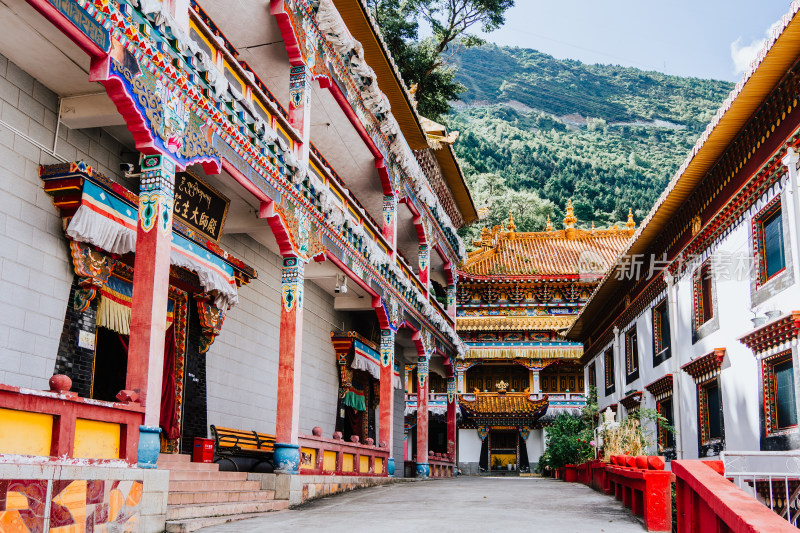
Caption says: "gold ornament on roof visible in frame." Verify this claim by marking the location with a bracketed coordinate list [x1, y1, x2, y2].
[626, 208, 636, 232]
[546, 216, 553, 231]
[563, 199, 577, 229]
[496, 379, 509, 393]
[507, 211, 516, 232]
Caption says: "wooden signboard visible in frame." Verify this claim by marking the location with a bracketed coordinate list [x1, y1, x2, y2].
[173, 172, 230, 242]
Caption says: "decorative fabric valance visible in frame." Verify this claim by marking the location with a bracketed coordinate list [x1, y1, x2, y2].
[343, 388, 366, 411]
[349, 338, 402, 390]
[65, 180, 238, 309]
[96, 275, 174, 335]
[463, 346, 583, 360]
[404, 404, 448, 416]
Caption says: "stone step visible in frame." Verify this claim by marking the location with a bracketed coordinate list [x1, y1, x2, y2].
[165, 511, 286, 533]
[168, 470, 246, 481]
[166, 500, 288, 521]
[158, 453, 192, 464]
[159, 462, 221, 472]
[167, 489, 276, 505]
[168, 480, 262, 493]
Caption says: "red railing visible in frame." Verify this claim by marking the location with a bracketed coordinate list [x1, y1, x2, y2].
[0, 383, 144, 463]
[672, 460, 797, 533]
[605, 455, 674, 532]
[426, 452, 456, 478]
[298, 433, 389, 476]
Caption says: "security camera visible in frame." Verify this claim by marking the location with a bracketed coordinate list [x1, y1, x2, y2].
[120, 163, 140, 179]
[334, 275, 348, 294]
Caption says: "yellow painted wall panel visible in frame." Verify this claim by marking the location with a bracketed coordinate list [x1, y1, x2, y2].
[0, 408, 52, 456]
[359, 455, 369, 473]
[323, 450, 337, 472]
[374, 457, 383, 474]
[342, 453, 354, 472]
[73, 419, 120, 459]
[300, 447, 316, 471]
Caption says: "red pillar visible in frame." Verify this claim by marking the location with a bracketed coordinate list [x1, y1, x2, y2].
[289, 64, 311, 164]
[379, 329, 395, 475]
[274, 257, 305, 472]
[446, 284, 456, 322]
[125, 153, 175, 468]
[383, 195, 397, 257]
[418, 244, 430, 297]
[446, 375, 457, 465]
[415, 356, 430, 477]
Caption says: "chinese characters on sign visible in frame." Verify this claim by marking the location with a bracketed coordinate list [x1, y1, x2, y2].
[172, 172, 229, 241]
[611, 252, 755, 281]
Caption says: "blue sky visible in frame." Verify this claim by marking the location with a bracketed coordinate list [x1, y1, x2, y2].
[469, 0, 792, 81]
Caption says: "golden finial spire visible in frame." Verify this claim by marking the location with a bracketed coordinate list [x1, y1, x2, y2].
[563, 199, 577, 229]
[546, 216, 553, 231]
[591, 221, 596, 232]
[507, 210, 516, 232]
[626, 208, 636, 233]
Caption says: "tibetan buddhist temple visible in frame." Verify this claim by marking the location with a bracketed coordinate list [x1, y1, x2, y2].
[444, 204, 634, 473]
[0, 0, 476, 528]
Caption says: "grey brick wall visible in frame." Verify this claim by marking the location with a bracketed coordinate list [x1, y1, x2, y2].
[0, 53, 131, 390]
[205, 234, 346, 438]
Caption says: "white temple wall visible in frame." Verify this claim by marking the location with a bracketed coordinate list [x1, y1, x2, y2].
[0, 54, 132, 390]
[591, 177, 800, 459]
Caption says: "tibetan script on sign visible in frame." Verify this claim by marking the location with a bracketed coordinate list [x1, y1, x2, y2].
[173, 172, 229, 242]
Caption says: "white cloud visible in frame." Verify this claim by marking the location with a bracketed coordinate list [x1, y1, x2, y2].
[730, 21, 783, 75]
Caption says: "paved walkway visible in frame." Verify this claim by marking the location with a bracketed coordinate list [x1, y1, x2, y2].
[199, 477, 645, 532]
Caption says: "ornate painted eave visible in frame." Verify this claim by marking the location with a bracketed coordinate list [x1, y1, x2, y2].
[682, 348, 726, 381]
[739, 311, 800, 355]
[459, 392, 549, 418]
[644, 374, 674, 399]
[619, 390, 643, 411]
[457, 316, 576, 332]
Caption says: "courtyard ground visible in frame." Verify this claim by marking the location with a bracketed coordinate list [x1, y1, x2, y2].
[198, 476, 645, 532]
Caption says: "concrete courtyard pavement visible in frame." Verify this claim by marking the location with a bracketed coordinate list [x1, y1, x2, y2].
[198, 476, 645, 533]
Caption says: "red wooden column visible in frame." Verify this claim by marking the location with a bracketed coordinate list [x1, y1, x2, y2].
[415, 356, 430, 477]
[289, 64, 311, 164]
[274, 256, 305, 473]
[446, 375, 457, 463]
[125, 153, 175, 468]
[383, 195, 397, 257]
[418, 244, 430, 297]
[379, 329, 396, 475]
[446, 284, 457, 321]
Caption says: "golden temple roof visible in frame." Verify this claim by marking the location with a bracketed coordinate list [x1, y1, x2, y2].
[462, 210, 633, 277]
[459, 393, 549, 416]
[457, 315, 576, 332]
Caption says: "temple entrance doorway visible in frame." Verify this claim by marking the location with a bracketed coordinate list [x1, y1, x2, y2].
[91, 327, 128, 402]
[490, 430, 518, 471]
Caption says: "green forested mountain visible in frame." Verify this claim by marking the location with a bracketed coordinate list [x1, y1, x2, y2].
[447, 44, 734, 243]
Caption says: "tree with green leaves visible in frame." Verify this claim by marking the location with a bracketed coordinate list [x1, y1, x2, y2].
[367, 0, 514, 120]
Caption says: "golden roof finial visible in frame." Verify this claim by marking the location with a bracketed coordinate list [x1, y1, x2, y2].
[563, 199, 577, 229]
[546, 216, 553, 231]
[626, 208, 636, 233]
[507, 210, 516, 232]
[591, 221, 596, 232]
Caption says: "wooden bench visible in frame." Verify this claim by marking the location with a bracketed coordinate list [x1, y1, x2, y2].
[210, 425, 275, 472]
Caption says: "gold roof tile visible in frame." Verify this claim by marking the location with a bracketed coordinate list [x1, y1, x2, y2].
[459, 393, 549, 416]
